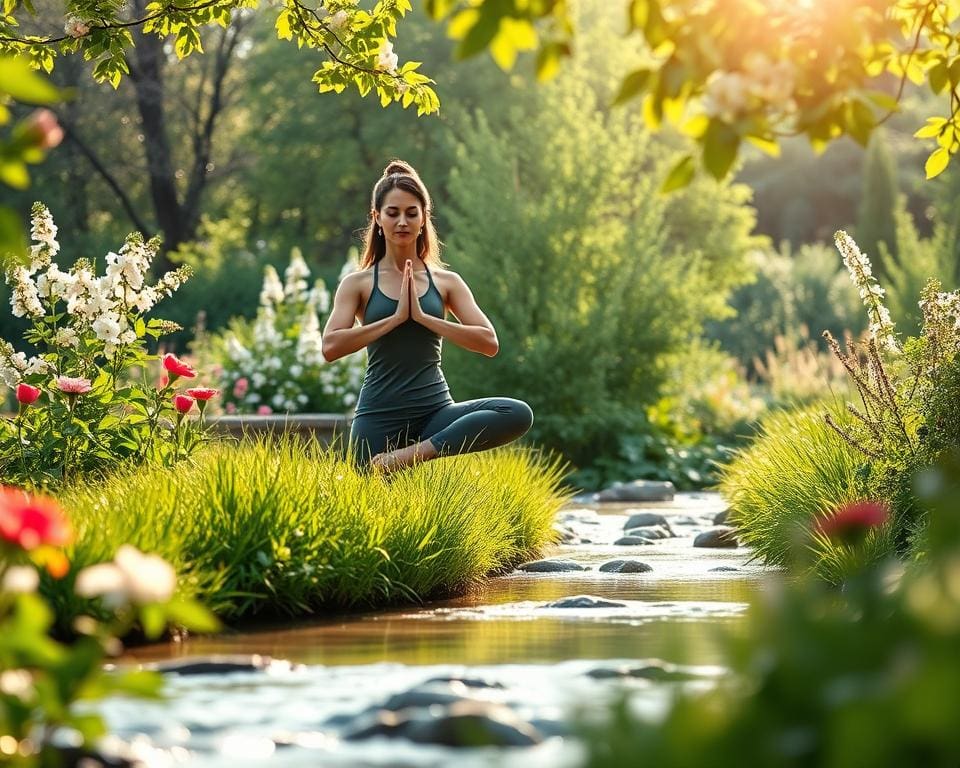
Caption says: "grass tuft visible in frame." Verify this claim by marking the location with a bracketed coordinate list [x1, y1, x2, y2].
[52, 438, 568, 628]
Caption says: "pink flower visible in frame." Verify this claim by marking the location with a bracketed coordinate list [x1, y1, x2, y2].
[161, 353, 197, 381]
[233, 377, 249, 398]
[225, 402, 237, 414]
[0, 486, 70, 551]
[25, 109, 64, 150]
[172, 394, 195, 414]
[257, 405, 272, 415]
[816, 500, 890, 545]
[16, 383, 41, 405]
[55, 376, 92, 395]
[185, 387, 219, 401]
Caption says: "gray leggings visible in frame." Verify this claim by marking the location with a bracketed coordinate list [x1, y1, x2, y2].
[349, 398, 534, 465]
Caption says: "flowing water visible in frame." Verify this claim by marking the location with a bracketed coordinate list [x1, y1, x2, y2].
[95, 492, 771, 767]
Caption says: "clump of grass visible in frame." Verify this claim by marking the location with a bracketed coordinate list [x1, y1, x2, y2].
[53, 438, 568, 628]
[718, 404, 863, 568]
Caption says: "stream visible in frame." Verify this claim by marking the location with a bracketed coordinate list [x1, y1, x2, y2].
[93, 492, 770, 767]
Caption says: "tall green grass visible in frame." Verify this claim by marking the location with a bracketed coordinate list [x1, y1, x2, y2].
[718, 404, 863, 568]
[53, 439, 567, 627]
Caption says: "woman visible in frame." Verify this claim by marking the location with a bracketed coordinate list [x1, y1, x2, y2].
[321, 160, 533, 472]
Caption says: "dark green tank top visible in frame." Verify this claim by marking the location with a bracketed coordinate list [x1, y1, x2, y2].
[354, 260, 452, 417]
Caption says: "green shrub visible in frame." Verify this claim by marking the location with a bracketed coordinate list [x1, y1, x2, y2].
[52, 439, 567, 628]
[720, 404, 862, 568]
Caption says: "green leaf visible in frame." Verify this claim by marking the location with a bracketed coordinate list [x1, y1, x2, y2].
[455, 9, 500, 60]
[914, 118, 947, 139]
[929, 59, 949, 94]
[660, 154, 695, 193]
[702, 120, 740, 180]
[613, 68, 650, 106]
[488, 17, 537, 71]
[165, 599, 221, 633]
[925, 146, 950, 179]
[139, 603, 166, 639]
[0, 57, 62, 104]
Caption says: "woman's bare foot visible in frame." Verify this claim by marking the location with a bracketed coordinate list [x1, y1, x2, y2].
[370, 440, 438, 475]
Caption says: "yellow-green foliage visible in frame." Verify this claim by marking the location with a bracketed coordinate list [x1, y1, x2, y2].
[53, 439, 567, 626]
[719, 405, 863, 567]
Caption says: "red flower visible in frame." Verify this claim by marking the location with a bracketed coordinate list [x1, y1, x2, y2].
[161, 353, 197, 380]
[185, 387, 219, 401]
[16, 383, 41, 405]
[0, 486, 71, 551]
[816, 501, 889, 545]
[172, 394, 195, 414]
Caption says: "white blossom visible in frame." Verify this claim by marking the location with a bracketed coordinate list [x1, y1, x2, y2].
[834, 231, 899, 352]
[259, 266, 285, 308]
[64, 15, 90, 37]
[0, 669, 33, 699]
[92, 312, 125, 344]
[2, 566, 39, 593]
[75, 545, 176, 606]
[702, 71, 749, 122]
[376, 40, 399, 74]
[325, 9, 350, 33]
[55, 327, 80, 348]
[9, 268, 44, 319]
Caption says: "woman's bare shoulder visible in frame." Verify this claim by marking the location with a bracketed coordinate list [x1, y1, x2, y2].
[339, 268, 374, 290]
[431, 267, 466, 285]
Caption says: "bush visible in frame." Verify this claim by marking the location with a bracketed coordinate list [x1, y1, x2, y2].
[0, 204, 213, 489]
[195, 248, 364, 414]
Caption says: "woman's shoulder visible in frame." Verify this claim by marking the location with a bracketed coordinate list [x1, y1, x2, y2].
[430, 266, 466, 285]
[340, 268, 374, 288]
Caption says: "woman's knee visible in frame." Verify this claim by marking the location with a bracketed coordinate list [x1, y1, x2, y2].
[501, 398, 533, 436]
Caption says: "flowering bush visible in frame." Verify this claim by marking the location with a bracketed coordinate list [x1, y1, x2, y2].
[0, 203, 217, 489]
[202, 248, 364, 415]
[820, 232, 960, 543]
[0, 486, 217, 764]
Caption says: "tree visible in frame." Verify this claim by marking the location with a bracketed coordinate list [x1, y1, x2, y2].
[424, 0, 960, 184]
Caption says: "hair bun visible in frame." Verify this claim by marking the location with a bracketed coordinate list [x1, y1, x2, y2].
[383, 159, 416, 177]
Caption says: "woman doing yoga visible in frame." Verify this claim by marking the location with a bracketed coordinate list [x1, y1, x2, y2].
[321, 160, 533, 472]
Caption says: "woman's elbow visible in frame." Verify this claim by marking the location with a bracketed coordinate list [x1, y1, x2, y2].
[484, 332, 499, 357]
[321, 336, 340, 363]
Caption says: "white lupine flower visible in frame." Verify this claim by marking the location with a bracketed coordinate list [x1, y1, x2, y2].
[289, 364, 303, 377]
[259, 266, 285, 307]
[338, 255, 358, 282]
[376, 40, 399, 73]
[251, 372, 266, 388]
[835, 231, 898, 352]
[29, 203, 59, 256]
[227, 336, 250, 363]
[27, 244, 51, 276]
[309, 280, 331, 314]
[131, 285, 159, 314]
[284, 251, 311, 300]
[10, 268, 44, 318]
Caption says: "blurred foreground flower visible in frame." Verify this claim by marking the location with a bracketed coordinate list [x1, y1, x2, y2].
[74, 544, 177, 606]
[816, 500, 889, 545]
[0, 486, 70, 550]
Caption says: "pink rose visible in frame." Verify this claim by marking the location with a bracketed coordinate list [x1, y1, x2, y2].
[225, 402, 237, 414]
[233, 377, 249, 398]
[0, 486, 71, 551]
[257, 405, 272, 415]
[55, 376, 92, 395]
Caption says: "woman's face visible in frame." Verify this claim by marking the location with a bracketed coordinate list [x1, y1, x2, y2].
[376, 188, 424, 247]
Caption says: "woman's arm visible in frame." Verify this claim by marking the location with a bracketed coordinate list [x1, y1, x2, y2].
[411, 271, 499, 357]
[322, 267, 410, 361]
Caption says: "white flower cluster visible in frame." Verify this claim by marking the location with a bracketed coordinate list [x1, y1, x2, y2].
[2, 203, 192, 389]
[834, 231, 898, 353]
[703, 53, 795, 123]
[376, 40, 399, 74]
[218, 251, 364, 414]
[919, 285, 960, 351]
[0, 340, 51, 388]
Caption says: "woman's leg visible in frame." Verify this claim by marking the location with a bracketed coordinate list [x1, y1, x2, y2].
[349, 415, 410, 467]
[370, 398, 533, 471]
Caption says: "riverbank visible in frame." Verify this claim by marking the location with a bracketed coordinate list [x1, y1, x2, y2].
[49, 439, 567, 632]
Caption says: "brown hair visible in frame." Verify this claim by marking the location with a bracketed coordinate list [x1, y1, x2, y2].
[359, 160, 443, 269]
